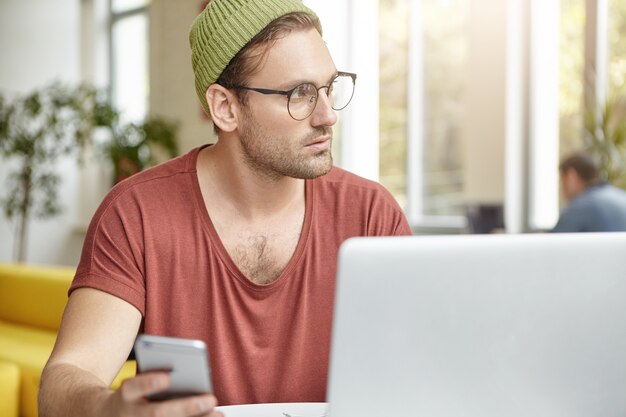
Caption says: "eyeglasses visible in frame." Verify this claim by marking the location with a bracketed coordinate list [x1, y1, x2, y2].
[233, 71, 357, 121]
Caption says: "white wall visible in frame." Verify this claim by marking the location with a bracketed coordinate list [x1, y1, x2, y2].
[150, 0, 216, 153]
[0, 0, 84, 266]
[462, 0, 507, 204]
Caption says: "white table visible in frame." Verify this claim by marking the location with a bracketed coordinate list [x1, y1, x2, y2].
[216, 402, 328, 417]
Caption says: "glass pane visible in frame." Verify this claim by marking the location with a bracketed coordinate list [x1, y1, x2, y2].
[421, 0, 468, 217]
[379, 0, 467, 218]
[607, 0, 626, 188]
[559, 0, 585, 157]
[112, 0, 149, 14]
[608, 0, 626, 94]
[379, 0, 409, 207]
[112, 13, 149, 123]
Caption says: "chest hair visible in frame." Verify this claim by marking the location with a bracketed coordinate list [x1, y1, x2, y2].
[229, 229, 301, 285]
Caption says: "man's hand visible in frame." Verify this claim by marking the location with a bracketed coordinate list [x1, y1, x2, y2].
[110, 372, 222, 417]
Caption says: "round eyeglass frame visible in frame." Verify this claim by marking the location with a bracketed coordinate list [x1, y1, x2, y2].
[232, 71, 357, 121]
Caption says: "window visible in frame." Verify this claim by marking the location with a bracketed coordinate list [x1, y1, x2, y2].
[379, 0, 408, 206]
[110, 0, 150, 122]
[559, 0, 585, 157]
[557, 0, 626, 179]
[76, 0, 150, 231]
[379, 0, 468, 226]
[608, 0, 626, 94]
[420, 0, 467, 218]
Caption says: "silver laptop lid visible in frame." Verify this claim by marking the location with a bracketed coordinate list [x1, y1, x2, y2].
[327, 233, 626, 417]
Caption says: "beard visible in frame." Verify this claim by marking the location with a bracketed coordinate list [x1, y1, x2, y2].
[238, 106, 334, 181]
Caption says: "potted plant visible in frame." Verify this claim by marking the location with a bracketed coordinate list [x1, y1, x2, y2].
[583, 93, 626, 188]
[103, 114, 179, 184]
[0, 82, 109, 262]
[0, 81, 180, 262]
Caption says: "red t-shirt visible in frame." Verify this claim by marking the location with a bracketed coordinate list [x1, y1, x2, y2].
[70, 146, 411, 405]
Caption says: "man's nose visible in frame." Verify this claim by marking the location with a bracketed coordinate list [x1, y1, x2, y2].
[310, 88, 337, 127]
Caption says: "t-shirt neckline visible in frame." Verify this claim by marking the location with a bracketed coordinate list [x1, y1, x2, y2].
[187, 145, 315, 291]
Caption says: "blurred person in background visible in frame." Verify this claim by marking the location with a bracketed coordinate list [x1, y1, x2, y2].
[552, 153, 626, 232]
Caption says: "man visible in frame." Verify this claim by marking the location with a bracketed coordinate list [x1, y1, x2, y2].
[552, 153, 626, 232]
[38, 1, 412, 416]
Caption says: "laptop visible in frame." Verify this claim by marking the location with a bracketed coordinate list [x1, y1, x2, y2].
[326, 233, 626, 417]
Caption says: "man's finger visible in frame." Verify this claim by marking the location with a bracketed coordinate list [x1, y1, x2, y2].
[146, 394, 217, 417]
[119, 372, 170, 402]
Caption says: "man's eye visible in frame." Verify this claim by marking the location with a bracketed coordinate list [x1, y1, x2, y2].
[291, 84, 315, 99]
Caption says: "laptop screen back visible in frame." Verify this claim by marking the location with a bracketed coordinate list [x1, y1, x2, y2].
[327, 233, 626, 417]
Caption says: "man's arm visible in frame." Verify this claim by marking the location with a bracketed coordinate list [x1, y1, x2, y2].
[39, 288, 220, 417]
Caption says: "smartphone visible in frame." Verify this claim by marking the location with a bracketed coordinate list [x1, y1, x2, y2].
[133, 334, 213, 401]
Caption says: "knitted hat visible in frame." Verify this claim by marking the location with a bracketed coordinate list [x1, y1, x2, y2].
[189, 0, 319, 115]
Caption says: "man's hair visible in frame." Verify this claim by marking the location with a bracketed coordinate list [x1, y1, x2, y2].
[559, 153, 600, 183]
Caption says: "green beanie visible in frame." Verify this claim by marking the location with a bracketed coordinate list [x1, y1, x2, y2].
[189, 0, 319, 116]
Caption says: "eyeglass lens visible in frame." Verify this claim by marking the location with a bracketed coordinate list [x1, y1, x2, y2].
[288, 74, 355, 120]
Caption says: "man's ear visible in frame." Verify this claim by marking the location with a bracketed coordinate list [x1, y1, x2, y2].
[206, 84, 239, 132]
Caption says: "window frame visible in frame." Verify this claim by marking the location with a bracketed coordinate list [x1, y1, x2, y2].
[108, 0, 150, 122]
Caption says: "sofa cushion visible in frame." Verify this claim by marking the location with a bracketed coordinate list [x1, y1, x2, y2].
[0, 264, 74, 331]
[0, 361, 20, 417]
[0, 321, 136, 417]
[0, 321, 60, 417]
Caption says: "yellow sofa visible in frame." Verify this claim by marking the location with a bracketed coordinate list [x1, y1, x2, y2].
[0, 263, 136, 417]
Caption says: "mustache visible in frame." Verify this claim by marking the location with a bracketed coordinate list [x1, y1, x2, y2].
[302, 127, 333, 144]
